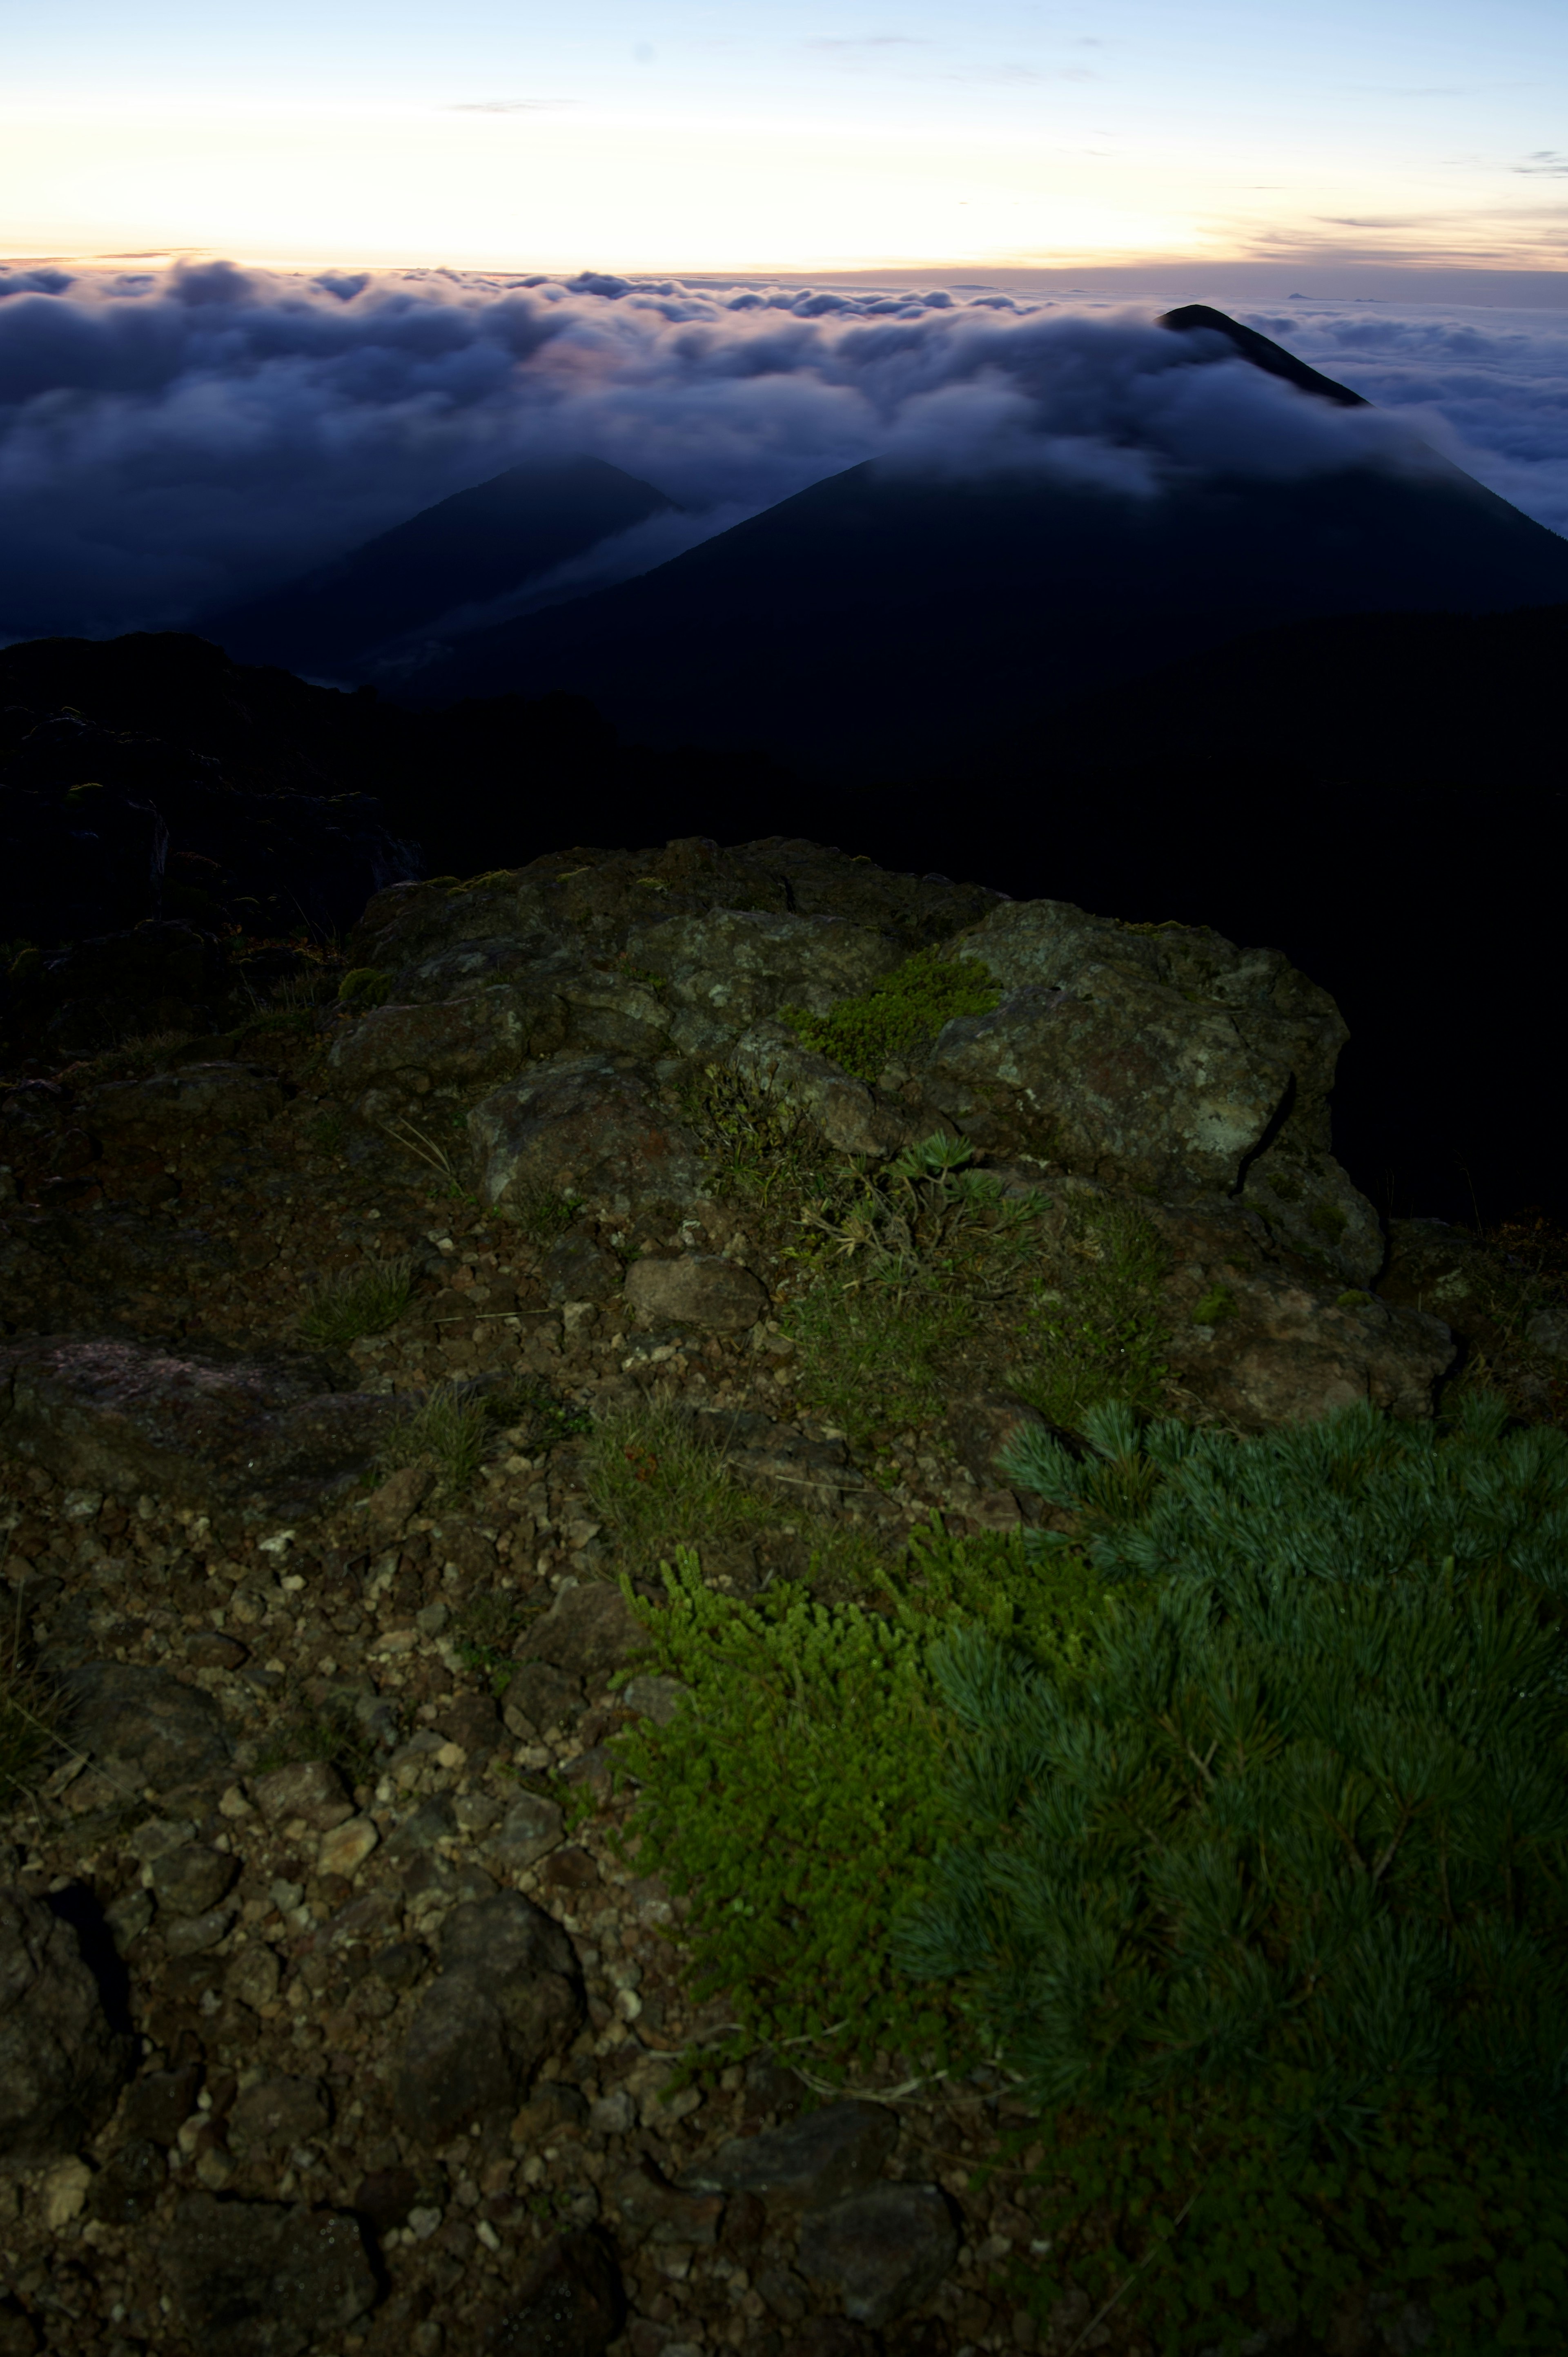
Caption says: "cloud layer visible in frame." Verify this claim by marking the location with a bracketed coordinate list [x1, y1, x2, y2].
[2, 258, 1564, 647]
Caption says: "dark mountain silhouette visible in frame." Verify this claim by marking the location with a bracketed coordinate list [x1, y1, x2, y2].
[401, 308, 1568, 779]
[200, 454, 677, 678]
[1158, 303, 1370, 408]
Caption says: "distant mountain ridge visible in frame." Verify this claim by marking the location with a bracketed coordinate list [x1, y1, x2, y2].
[200, 454, 676, 678]
[398, 302, 1568, 777]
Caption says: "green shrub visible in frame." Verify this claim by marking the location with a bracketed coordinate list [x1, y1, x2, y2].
[893, 1395, 1568, 2347]
[299, 1255, 414, 1348]
[1007, 1194, 1169, 1429]
[778, 946, 1000, 1082]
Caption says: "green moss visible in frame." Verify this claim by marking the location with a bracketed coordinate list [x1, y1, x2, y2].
[1191, 1284, 1236, 1327]
[378, 1381, 493, 1501]
[778, 947, 1000, 1082]
[1337, 1288, 1374, 1311]
[1309, 1200, 1349, 1239]
[337, 967, 392, 1007]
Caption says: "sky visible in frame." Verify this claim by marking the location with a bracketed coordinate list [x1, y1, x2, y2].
[3, 0, 1568, 276]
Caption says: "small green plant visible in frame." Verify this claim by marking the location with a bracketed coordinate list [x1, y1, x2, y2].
[337, 966, 392, 1008]
[299, 1255, 414, 1348]
[1337, 1287, 1374, 1311]
[1190, 1284, 1235, 1326]
[451, 1590, 530, 1695]
[778, 946, 1000, 1083]
[379, 1381, 492, 1500]
[583, 1398, 781, 1575]
[1009, 1193, 1169, 1429]
[792, 1132, 1049, 1301]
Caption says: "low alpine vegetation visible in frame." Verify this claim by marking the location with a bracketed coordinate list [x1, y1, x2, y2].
[778, 944, 1000, 1081]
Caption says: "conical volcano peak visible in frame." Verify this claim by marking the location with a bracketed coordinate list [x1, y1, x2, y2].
[1158, 303, 1368, 410]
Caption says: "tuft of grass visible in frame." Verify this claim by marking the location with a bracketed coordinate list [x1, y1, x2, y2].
[0, 1622, 66, 1808]
[783, 1280, 972, 1443]
[778, 946, 1000, 1084]
[378, 1380, 492, 1501]
[583, 1396, 782, 1577]
[306, 1107, 349, 1155]
[677, 1060, 832, 1209]
[501, 1177, 583, 1245]
[252, 1687, 398, 1788]
[1008, 1193, 1169, 1432]
[299, 1255, 414, 1348]
[495, 1375, 593, 1452]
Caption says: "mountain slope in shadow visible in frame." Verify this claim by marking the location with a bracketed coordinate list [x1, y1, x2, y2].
[401, 310, 1568, 779]
[201, 454, 677, 678]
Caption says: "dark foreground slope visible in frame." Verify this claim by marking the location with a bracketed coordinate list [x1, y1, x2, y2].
[199, 455, 676, 679]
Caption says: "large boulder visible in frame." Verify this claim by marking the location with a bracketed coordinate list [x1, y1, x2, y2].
[0, 1334, 399, 1530]
[62, 1661, 234, 1797]
[0, 1886, 133, 2166]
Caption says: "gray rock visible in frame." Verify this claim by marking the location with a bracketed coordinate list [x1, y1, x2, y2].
[623, 1251, 767, 1332]
[149, 1844, 237, 1919]
[468, 1057, 710, 1219]
[944, 1390, 1052, 1492]
[227, 2076, 330, 2160]
[1239, 1139, 1384, 1287]
[251, 1757, 353, 1831]
[394, 1892, 584, 2142]
[483, 2227, 624, 2356]
[485, 1791, 566, 1873]
[618, 1673, 691, 1726]
[0, 1886, 133, 2165]
[0, 1335, 399, 1528]
[62, 1661, 233, 1797]
[385, 1795, 457, 1859]
[157, 2192, 375, 2357]
[514, 1581, 649, 1681]
[796, 2182, 960, 2327]
[1166, 1264, 1454, 1428]
[677, 2100, 899, 2214]
[163, 1903, 240, 1957]
[328, 983, 561, 1093]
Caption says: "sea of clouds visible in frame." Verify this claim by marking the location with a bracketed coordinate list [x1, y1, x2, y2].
[2, 256, 1566, 646]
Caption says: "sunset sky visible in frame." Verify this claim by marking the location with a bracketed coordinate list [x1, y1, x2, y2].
[3, 0, 1567, 276]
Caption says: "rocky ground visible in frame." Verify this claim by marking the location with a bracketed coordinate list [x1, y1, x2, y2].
[1, 836, 1564, 2357]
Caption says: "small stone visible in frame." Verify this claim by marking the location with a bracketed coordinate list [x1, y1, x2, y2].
[618, 1673, 690, 1726]
[676, 2101, 898, 2214]
[365, 1465, 434, 1530]
[187, 1631, 249, 1670]
[225, 1943, 282, 2010]
[163, 1903, 240, 1957]
[252, 1758, 353, 1832]
[796, 2182, 960, 2327]
[317, 1816, 380, 1880]
[39, 2157, 94, 2228]
[483, 2228, 624, 2356]
[218, 1784, 256, 1819]
[150, 1844, 238, 1918]
[483, 1791, 564, 1872]
[623, 1252, 767, 1332]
